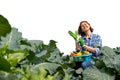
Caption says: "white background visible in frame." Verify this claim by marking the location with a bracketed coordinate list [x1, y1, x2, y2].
[1, 0, 120, 55]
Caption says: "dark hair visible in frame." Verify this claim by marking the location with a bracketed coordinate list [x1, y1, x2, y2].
[78, 21, 94, 36]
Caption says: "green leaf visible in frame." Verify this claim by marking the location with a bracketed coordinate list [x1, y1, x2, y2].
[35, 62, 60, 75]
[111, 55, 120, 70]
[0, 15, 11, 37]
[101, 46, 116, 56]
[20, 40, 43, 53]
[43, 40, 57, 52]
[0, 71, 18, 80]
[0, 57, 11, 72]
[0, 43, 8, 56]
[0, 28, 22, 50]
[101, 46, 120, 69]
[83, 66, 115, 80]
[7, 50, 29, 67]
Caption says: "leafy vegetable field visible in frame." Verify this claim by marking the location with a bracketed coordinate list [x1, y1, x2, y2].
[0, 15, 120, 80]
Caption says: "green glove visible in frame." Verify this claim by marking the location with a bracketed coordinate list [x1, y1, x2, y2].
[79, 38, 85, 47]
[68, 30, 78, 41]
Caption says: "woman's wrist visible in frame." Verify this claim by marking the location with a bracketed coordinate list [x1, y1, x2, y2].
[83, 45, 87, 48]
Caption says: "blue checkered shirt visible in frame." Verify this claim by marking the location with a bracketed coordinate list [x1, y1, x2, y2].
[80, 33, 102, 57]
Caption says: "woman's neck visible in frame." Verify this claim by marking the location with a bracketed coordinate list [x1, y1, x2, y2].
[85, 30, 91, 39]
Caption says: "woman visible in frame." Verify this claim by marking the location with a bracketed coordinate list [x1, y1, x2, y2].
[75, 21, 102, 69]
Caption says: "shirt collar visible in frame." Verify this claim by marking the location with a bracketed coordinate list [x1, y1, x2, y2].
[82, 33, 93, 40]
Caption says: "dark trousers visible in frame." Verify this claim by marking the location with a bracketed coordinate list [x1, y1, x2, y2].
[73, 62, 82, 70]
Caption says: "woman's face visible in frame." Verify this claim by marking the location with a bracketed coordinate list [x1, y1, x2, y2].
[81, 22, 90, 32]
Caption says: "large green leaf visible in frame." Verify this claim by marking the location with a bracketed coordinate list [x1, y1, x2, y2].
[0, 57, 11, 72]
[101, 46, 120, 69]
[0, 15, 11, 37]
[6, 50, 29, 67]
[0, 71, 18, 80]
[48, 48, 62, 62]
[101, 46, 116, 56]
[20, 40, 43, 52]
[19, 65, 59, 80]
[35, 62, 60, 75]
[83, 66, 115, 80]
[0, 28, 22, 50]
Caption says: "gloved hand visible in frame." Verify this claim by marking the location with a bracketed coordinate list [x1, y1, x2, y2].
[79, 38, 85, 47]
[68, 30, 78, 41]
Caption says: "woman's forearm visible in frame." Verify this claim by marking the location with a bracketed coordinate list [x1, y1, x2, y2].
[75, 42, 97, 53]
[83, 45, 96, 53]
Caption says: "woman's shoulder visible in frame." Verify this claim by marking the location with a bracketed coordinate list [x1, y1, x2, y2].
[91, 33, 101, 38]
[92, 33, 100, 36]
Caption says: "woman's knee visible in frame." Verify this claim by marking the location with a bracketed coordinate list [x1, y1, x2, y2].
[81, 60, 93, 69]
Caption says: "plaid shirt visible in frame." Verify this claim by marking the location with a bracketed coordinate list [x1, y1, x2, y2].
[80, 33, 102, 57]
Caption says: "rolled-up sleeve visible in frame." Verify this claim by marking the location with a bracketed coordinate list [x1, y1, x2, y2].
[95, 47, 101, 56]
[94, 35, 102, 57]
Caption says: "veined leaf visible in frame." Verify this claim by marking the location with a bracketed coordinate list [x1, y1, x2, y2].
[6, 50, 29, 67]
[83, 66, 115, 80]
[35, 62, 60, 75]
[0, 28, 22, 50]
[101, 46, 120, 69]
[20, 40, 43, 53]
